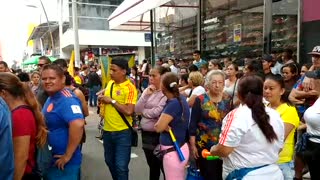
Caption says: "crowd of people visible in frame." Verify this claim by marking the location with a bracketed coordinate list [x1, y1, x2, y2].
[0, 46, 320, 180]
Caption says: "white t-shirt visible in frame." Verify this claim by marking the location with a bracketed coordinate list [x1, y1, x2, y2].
[170, 65, 179, 74]
[219, 104, 285, 179]
[303, 97, 320, 143]
[187, 86, 205, 101]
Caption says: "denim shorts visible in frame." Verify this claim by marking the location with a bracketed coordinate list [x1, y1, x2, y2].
[278, 161, 294, 180]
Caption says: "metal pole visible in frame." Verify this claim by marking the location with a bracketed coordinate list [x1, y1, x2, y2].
[150, 10, 155, 67]
[58, 0, 63, 57]
[39, 0, 55, 55]
[72, 0, 80, 67]
[263, 0, 272, 55]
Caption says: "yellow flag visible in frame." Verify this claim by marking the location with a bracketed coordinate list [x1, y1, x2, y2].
[100, 55, 111, 89]
[128, 55, 135, 68]
[68, 51, 75, 77]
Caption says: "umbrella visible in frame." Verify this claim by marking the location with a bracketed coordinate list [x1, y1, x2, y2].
[22, 56, 57, 65]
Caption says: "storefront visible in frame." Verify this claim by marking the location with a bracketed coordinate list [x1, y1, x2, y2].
[200, 0, 298, 63]
[110, 0, 320, 64]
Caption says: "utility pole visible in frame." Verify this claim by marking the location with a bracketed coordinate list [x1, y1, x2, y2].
[72, 0, 80, 67]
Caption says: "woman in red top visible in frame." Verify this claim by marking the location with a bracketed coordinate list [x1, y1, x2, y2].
[0, 72, 47, 180]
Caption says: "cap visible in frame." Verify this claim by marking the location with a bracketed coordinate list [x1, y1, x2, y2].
[308, 46, 320, 56]
[111, 58, 128, 70]
[262, 54, 273, 62]
[305, 70, 320, 79]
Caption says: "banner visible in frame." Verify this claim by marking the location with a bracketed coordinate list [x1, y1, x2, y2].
[68, 51, 75, 77]
[100, 53, 136, 88]
[100, 55, 111, 89]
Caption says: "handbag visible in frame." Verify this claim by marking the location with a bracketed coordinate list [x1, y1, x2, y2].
[110, 82, 138, 147]
[295, 132, 320, 155]
[153, 143, 183, 160]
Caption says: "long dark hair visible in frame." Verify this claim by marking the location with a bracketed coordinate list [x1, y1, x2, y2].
[0, 72, 48, 147]
[161, 72, 185, 121]
[265, 74, 292, 106]
[238, 75, 278, 143]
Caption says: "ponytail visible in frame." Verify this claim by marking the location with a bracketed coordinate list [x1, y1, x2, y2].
[162, 72, 186, 121]
[244, 92, 278, 143]
[21, 82, 48, 147]
[238, 75, 278, 143]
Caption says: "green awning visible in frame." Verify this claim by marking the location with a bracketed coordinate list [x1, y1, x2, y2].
[22, 56, 57, 65]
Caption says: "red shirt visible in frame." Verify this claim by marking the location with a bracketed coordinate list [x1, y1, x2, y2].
[12, 106, 36, 174]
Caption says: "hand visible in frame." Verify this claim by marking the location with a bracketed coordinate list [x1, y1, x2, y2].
[54, 154, 71, 170]
[191, 145, 199, 159]
[98, 95, 112, 104]
[308, 90, 319, 96]
[303, 77, 314, 92]
[145, 85, 156, 95]
[96, 89, 105, 96]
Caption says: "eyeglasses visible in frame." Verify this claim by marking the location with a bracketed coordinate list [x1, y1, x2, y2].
[38, 64, 45, 67]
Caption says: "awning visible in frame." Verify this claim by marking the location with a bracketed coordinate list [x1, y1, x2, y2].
[28, 21, 69, 41]
[108, 0, 171, 31]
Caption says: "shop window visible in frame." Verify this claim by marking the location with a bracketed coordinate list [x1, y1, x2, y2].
[271, 0, 298, 61]
[154, 0, 199, 59]
[201, 0, 264, 62]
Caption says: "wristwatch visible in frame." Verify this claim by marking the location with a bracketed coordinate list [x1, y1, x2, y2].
[111, 99, 116, 105]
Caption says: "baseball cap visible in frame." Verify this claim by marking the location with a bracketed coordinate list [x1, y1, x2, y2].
[262, 54, 273, 62]
[308, 46, 320, 56]
[305, 69, 320, 79]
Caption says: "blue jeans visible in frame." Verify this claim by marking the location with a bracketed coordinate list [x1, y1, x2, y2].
[278, 161, 294, 180]
[103, 129, 132, 180]
[44, 165, 80, 180]
[89, 85, 100, 106]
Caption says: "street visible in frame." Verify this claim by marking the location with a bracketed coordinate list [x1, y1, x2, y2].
[81, 107, 157, 180]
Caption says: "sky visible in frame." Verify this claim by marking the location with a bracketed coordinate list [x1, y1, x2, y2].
[0, 0, 58, 66]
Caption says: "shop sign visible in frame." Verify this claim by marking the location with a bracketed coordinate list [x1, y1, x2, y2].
[145, 33, 151, 42]
[233, 24, 242, 43]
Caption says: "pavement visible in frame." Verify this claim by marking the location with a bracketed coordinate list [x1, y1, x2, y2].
[81, 107, 156, 180]
[80, 107, 311, 180]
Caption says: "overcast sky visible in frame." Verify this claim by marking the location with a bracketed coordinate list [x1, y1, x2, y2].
[0, 0, 59, 66]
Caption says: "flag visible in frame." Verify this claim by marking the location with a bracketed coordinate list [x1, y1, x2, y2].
[68, 51, 75, 77]
[100, 55, 111, 89]
[109, 53, 136, 68]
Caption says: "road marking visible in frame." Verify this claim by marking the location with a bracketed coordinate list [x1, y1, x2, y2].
[98, 140, 139, 158]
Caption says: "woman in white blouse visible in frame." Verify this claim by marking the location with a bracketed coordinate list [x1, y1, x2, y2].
[210, 75, 285, 180]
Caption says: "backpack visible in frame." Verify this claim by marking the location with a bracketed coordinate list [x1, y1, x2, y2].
[32, 142, 53, 177]
[13, 105, 53, 177]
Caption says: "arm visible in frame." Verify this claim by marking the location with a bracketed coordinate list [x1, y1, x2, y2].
[154, 113, 173, 133]
[13, 136, 30, 180]
[99, 96, 136, 116]
[210, 144, 235, 157]
[188, 94, 197, 107]
[289, 89, 306, 104]
[134, 90, 150, 113]
[142, 96, 166, 119]
[189, 97, 202, 159]
[55, 119, 84, 170]
[284, 123, 295, 140]
[75, 89, 89, 117]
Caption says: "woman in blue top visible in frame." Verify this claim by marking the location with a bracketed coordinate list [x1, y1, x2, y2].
[41, 64, 85, 180]
[154, 72, 190, 180]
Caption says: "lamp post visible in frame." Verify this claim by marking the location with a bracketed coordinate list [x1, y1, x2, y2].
[39, 0, 55, 55]
[26, 0, 55, 56]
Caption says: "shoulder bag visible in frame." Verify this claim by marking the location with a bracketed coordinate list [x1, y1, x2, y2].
[110, 83, 138, 147]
